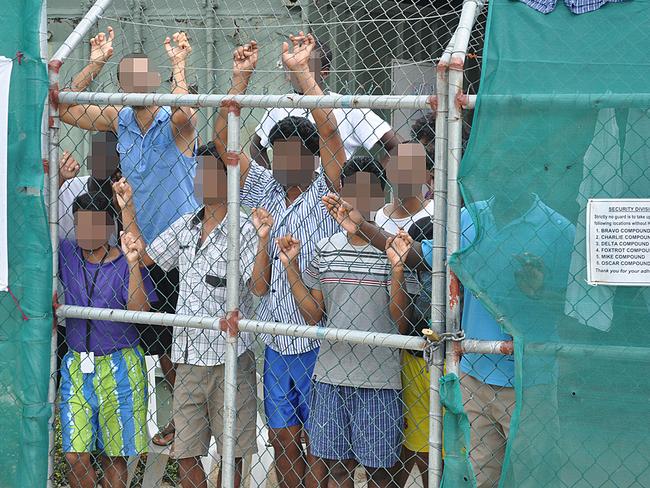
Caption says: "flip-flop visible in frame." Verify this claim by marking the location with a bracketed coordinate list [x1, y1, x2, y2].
[152, 421, 175, 447]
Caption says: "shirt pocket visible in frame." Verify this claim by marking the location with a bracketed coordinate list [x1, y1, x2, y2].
[205, 274, 227, 315]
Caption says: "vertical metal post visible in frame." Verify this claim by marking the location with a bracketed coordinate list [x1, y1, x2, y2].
[222, 105, 242, 488]
[445, 0, 480, 377]
[428, 32, 455, 488]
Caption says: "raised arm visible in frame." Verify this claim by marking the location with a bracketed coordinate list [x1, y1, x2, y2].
[249, 207, 273, 297]
[121, 232, 151, 311]
[213, 42, 258, 187]
[58, 151, 80, 188]
[386, 233, 414, 335]
[113, 178, 155, 268]
[59, 27, 119, 131]
[282, 33, 344, 191]
[165, 32, 197, 154]
[277, 235, 325, 325]
[321, 193, 427, 270]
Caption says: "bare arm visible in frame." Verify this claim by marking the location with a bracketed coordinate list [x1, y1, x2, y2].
[121, 233, 151, 311]
[250, 133, 271, 168]
[166, 32, 197, 154]
[286, 260, 325, 325]
[283, 33, 344, 191]
[59, 27, 119, 131]
[386, 234, 414, 334]
[249, 208, 274, 297]
[114, 178, 155, 268]
[213, 43, 258, 188]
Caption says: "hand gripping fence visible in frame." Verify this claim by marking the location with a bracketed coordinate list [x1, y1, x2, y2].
[45, 1, 490, 487]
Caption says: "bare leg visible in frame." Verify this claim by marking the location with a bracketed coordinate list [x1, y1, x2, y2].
[216, 457, 244, 488]
[159, 353, 176, 388]
[65, 452, 96, 488]
[367, 467, 396, 488]
[327, 459, 357, 488]
[269, 425, 306, 488]
[179, 456, 208, 488]
[99, 455, 128, 488]
[305, 429, 329, 488]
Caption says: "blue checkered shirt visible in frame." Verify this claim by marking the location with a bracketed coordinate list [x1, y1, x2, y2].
[521, 0, 628, 14]
[241, 161, 340, 355]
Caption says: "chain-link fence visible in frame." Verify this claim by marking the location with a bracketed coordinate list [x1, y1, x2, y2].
[43, 0, 504, 487]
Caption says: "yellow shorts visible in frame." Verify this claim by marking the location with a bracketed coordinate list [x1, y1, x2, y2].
[401, 350, 430, 453]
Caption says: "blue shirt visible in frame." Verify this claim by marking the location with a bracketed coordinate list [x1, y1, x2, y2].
[117, 106, 198, 243]
[423, 197, 574, 387]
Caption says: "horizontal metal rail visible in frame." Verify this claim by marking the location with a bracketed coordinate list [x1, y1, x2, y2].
[57, 305, 429, 351]
[57, 91, 477, 110]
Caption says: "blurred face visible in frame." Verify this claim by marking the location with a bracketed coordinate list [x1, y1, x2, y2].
[118, 57, 161, 93]
[272, 138, 317, 187]
[385, 143, 428, 201]
[74, 211, 114, 251]
[340, 172, 385, 220]
[89, 133, 120, 180]
[194, 155, 228, 204]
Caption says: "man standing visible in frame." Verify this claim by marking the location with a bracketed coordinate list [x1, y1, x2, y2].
[212, 34, 346, 488]
[59, 28, 199, 443]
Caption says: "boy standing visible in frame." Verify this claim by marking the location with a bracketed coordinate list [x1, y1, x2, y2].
[212, 34, 347, 488]
[59, 191, 156, 488]
[276, 160, 416, 487]
[114, 144, 273, 488]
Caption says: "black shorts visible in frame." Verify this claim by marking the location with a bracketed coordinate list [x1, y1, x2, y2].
[139, 265, 179, 356]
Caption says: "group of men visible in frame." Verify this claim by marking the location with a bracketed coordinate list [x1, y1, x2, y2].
[56, 27, 515, 488]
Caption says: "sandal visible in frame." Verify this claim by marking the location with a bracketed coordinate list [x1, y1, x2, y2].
[152, 420, 175, 447]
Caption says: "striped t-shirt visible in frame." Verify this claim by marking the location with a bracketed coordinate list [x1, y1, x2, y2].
[303, 232, 418, 389]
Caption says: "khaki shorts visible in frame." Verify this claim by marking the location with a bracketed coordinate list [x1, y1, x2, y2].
[171, 349, 258, 459]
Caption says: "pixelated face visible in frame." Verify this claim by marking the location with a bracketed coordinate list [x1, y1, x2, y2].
[118, 57, 161, 93]
[89, 133, 120, 180]
[74, 211, 114, 251]
[272, 138, 316, 187]
[385, 143, 428, 200]
[285, 51, 324, 91]
[194, 155, 228, 204]
[340, 172, 385, 220]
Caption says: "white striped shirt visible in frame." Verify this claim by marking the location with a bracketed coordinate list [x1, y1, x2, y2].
[242, 160, 340, 355]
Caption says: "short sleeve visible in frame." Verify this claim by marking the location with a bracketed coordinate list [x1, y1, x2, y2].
[147, 216, 187, 272]
[421, 240, 433, 269]
[302, 253, 322, 291]
[343, 108, 392, 151]
[241, 160, 279, 209]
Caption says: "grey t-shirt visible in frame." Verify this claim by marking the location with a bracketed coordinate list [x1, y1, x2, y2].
[303, 232, 418, 389]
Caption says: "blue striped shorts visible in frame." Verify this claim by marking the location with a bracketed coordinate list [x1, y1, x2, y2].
[307, 381, 403, 468]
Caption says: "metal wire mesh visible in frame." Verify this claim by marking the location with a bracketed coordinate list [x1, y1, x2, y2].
[45, 1, 493, 487]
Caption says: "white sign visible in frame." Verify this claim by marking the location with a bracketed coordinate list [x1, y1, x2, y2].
[587, 198, 650, 286]
[0, 57, 12, 292]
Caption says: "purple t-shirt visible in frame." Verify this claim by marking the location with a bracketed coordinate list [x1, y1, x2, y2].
[59, 239, 157, 355]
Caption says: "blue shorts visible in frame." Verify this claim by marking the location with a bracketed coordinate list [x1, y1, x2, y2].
[307, 381, 403, 468]
[263, 346, 319, 429]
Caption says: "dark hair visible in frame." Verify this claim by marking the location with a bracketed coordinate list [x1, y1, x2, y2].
[268, 116, 320, 156]
[314, 38, 332, 71]
[341, 156, 387, 191]
[87, 178, 115, 201]
[72, 191, 117, 221]
[408, 216, 434, 243]
[411, 112, 436, 145]
[117, 52, 150, 82]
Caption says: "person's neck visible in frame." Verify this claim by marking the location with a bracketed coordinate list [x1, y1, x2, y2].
[203, 202, 228, 225]
[134, 105, 159, 134]
[285, 185, 306, 205]
[492, 194, 535, 229]
[82, 244, 112, 263]
[390, 196, 429, 217]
